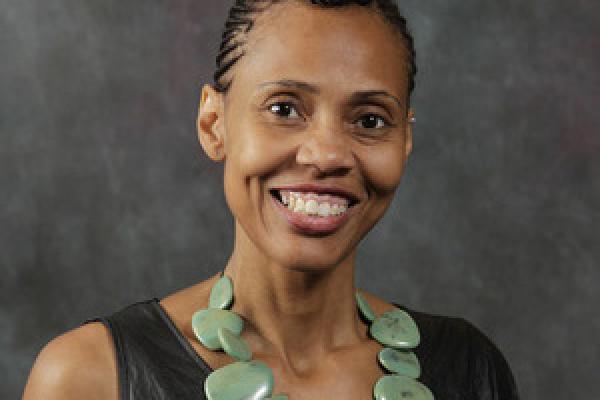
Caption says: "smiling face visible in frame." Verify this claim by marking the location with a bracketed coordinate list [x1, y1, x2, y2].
[198, 1, 414, 271]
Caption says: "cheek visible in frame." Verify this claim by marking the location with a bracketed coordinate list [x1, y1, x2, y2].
[358, 143, 407, 196]
[223, 116, 295, 212]
[227, 128, 292, 179]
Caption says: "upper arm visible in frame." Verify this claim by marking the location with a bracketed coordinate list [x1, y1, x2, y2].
[22, 322, 119, 400]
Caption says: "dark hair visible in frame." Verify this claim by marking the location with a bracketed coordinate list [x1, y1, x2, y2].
[213, 0, 417, 101]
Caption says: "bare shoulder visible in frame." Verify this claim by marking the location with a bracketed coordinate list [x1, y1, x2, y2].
[356, 288, 399, 315]
[23, 322, 118, 400]
[159, 272, 219, 328]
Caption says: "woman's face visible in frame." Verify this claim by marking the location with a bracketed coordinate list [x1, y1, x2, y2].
[199, 2, 413, 271]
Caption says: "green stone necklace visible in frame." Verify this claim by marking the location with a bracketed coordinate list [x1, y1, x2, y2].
[192, 271, 435, 400]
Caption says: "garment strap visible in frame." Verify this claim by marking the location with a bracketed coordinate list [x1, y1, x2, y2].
[82, 299, 209, 400]
[83, 316, 129, 400]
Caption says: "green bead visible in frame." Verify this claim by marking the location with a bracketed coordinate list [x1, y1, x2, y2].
[370, 308, 420, 349]
[209, 275, 234, 309]
[204, 360, 274, 400]
[378, 347, 421, 379]
[355, 291, 376, 322]
[192, 308, 243, 350]
[373, 375, 434, 400]
[265, 395, 289, 400]
[218, 327, 252, 361]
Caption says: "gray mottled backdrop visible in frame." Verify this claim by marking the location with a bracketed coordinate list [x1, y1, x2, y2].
[2, 0, 599, 398]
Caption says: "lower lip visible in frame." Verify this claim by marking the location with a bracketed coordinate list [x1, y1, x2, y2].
[270, 193, 356, 235]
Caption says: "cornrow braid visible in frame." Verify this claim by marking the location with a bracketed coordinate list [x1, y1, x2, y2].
[213, 0, 417, 100]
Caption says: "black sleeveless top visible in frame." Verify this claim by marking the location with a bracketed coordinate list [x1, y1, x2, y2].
[85, 298, 520, 400]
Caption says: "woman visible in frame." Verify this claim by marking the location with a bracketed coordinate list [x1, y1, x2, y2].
[23, 1, 520, 399]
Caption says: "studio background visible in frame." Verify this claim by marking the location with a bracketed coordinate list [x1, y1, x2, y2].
[2, 1, 598, 398]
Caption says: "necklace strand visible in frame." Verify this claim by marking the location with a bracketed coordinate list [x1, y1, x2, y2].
[192, 270, 435, 400]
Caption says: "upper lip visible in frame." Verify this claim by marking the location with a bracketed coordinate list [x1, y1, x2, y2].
[270, 183, 361, 204]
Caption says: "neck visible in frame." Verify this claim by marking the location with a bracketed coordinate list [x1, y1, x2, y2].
[223, 224, 366, 372]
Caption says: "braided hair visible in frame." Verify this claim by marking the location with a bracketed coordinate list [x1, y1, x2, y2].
[213, 0, 417, 101]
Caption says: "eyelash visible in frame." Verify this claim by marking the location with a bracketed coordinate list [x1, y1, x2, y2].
[266, 101, 392, 130]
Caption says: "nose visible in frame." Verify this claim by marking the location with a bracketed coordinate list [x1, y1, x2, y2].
[296, 126, 355, 175]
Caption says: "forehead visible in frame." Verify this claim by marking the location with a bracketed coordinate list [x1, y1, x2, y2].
[232, 1, 409, 98]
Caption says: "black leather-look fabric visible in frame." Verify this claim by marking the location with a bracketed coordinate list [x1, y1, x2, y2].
[85, 298, 520, 400]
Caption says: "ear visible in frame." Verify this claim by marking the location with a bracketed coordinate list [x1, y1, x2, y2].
[404, 108, 414, 159]
[197, 84, 226, 162]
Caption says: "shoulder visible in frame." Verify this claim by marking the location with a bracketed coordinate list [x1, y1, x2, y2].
[453, 317, 520, 399]
[23, 322, 118, 400]
[406, 308, 521, 400]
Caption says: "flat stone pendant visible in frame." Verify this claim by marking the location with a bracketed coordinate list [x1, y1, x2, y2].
[370, 308, 420, 349]
[209, 275, 234, 310]
[218, 327, 252, 361]
[204, 360, 274, 400]
[378, 347, 421, 379]
[192, 308, 243, 350]
[355, 291, 376, 322]
[373, 374, 434, 400]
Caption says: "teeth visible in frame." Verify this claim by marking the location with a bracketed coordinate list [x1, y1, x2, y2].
[278, 190, 349, 217]
[305, 199, 318, 215]
[318, 202, 330, 217]
[293, 197, 305, 213]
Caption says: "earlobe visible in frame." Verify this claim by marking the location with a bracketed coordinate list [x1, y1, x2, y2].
[197, 84, 226, 162]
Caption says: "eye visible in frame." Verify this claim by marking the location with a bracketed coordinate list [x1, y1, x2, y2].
[268, 102, 301, 119]
[356, 114, 390, 130]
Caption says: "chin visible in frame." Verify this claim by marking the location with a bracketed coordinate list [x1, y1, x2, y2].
[267, 242, 354, 272]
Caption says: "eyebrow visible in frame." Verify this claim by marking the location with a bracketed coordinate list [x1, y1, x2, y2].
[258, 79, 405, 108]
